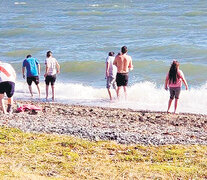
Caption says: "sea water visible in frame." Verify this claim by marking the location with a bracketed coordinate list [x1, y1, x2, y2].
[0, 0, 207, 114]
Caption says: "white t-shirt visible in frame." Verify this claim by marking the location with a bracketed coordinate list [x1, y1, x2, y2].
[45, 57, 58, 75]
[0, 62, 16, 83]
[106, 56, 117, 77]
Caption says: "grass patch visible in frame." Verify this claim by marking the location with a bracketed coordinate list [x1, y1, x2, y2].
[0, 125, 206, 179]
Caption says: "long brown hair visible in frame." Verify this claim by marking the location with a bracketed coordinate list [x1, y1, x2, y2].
[169, 60, 180, 84]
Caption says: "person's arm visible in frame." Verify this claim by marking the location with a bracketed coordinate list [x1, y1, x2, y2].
[128, 57, 133, 71]
[181, 73, 188, 90]
[105, 62, 109, 78]
[22, 60, 25, 79]
[44, 62, 48, 77]
[165, 74, 169, 90]
[113, 56, 117, 67]
[22, 67, 25, 79]
[56, 61, 60, 74]
[38, 64, 40, 76]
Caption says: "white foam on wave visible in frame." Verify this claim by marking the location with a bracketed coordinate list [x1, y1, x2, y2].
[90, 4, 99, 7]
[14, 2, 27, 5]
[14, 81, 207, 115]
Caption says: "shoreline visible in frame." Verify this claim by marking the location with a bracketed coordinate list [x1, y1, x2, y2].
[0, 100, 206, 145]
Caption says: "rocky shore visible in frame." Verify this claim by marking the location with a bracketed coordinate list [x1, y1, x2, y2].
[0, 100, 206, 145]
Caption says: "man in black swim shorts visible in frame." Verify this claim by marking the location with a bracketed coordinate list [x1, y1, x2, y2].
[22, 55, 41, 98]
[113, 46, 133, 99]
[116, 72, 129, 87]
[44, 51, 60, 101]
[45, 75, 56, 86]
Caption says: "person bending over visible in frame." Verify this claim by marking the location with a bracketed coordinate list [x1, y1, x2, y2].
[0, 61, 16, 114]
[22, 55, 41, 98]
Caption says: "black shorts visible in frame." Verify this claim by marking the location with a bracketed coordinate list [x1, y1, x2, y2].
[116, 73, 129, 87]
[27, 76, 39, 86]
[0, 81, 15, 98]
[45, 75, 56, 85]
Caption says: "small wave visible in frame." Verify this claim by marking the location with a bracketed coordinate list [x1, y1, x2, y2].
[68, 11, 104, 16]
[89, 4, 100, 7]
[0, 29, 29, 38]
[183, 11, 207, 17]
[14, 2, 26, 5]
[5, 48, 43, 58]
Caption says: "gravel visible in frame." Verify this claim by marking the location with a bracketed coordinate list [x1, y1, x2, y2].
[0, 100, 206, 145]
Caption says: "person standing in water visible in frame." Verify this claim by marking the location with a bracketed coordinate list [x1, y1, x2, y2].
[113, 46, 133, 99]
[165, 60, 188, 113]
[22, 55, 41, 98]
[105, 51, 117, 100]
[44, 51, 60, 101]
[0, 61, 16, 114]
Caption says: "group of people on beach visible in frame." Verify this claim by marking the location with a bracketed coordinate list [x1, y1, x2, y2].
[0, 46, 188, 114]
[106, 46, 188, 113]
[0, 51, 60, 114]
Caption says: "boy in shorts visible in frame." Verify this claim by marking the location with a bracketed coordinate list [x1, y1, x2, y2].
[105, 52, 117, 100]
[44, 51, 60, 101]
[22, 55, 41, 98]
[0, 61, 16, 114]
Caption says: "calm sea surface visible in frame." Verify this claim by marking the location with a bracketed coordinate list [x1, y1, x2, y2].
[0, 0, 207, 113]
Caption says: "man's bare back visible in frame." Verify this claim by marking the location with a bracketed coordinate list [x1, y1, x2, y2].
[113, 53, 133, 73]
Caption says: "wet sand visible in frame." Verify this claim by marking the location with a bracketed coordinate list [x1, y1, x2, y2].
[0, 100, 206, 145]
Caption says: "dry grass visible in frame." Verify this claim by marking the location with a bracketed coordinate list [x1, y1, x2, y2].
[0, 126, 206, 179]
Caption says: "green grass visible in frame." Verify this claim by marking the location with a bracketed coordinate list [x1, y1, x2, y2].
[0, 125, 206, 179]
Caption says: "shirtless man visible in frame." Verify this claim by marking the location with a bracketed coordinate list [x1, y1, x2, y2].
[113, 46, 133, 99]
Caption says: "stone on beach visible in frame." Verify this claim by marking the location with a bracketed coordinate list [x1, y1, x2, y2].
[0, 100, 206, 146]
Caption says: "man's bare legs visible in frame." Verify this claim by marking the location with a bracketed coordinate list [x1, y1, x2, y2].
[28, 85, 33, 97]
[123, 86, 127, 100]
[51, 85, 55, 101]
[107, 89, 112, 100]
[117, 86, 127, 100]
[46, 85, 55, 101]
[36, 84, 41, 98]
[167, 98, 173, 113]
[7, 97, 13, 113]
[29, 85, 40, 98]
[45, 85, 49, 101]
[117, 86, 121, 99]
[0, 94, 7, 114]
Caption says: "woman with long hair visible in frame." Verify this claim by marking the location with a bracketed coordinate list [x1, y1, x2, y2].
[165, 60, 188, 113]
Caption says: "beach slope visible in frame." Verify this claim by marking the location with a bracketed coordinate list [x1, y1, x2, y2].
[0, 100, 206, 145]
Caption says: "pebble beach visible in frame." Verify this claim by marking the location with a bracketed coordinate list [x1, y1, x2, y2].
[0, 100, 206, 146]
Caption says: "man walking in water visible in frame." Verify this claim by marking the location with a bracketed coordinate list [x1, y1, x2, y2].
[22, 55, 41, 98]
[44, 51, 60, 101]
[113, 46, 133, 99]
[105, 51, 117, 100]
